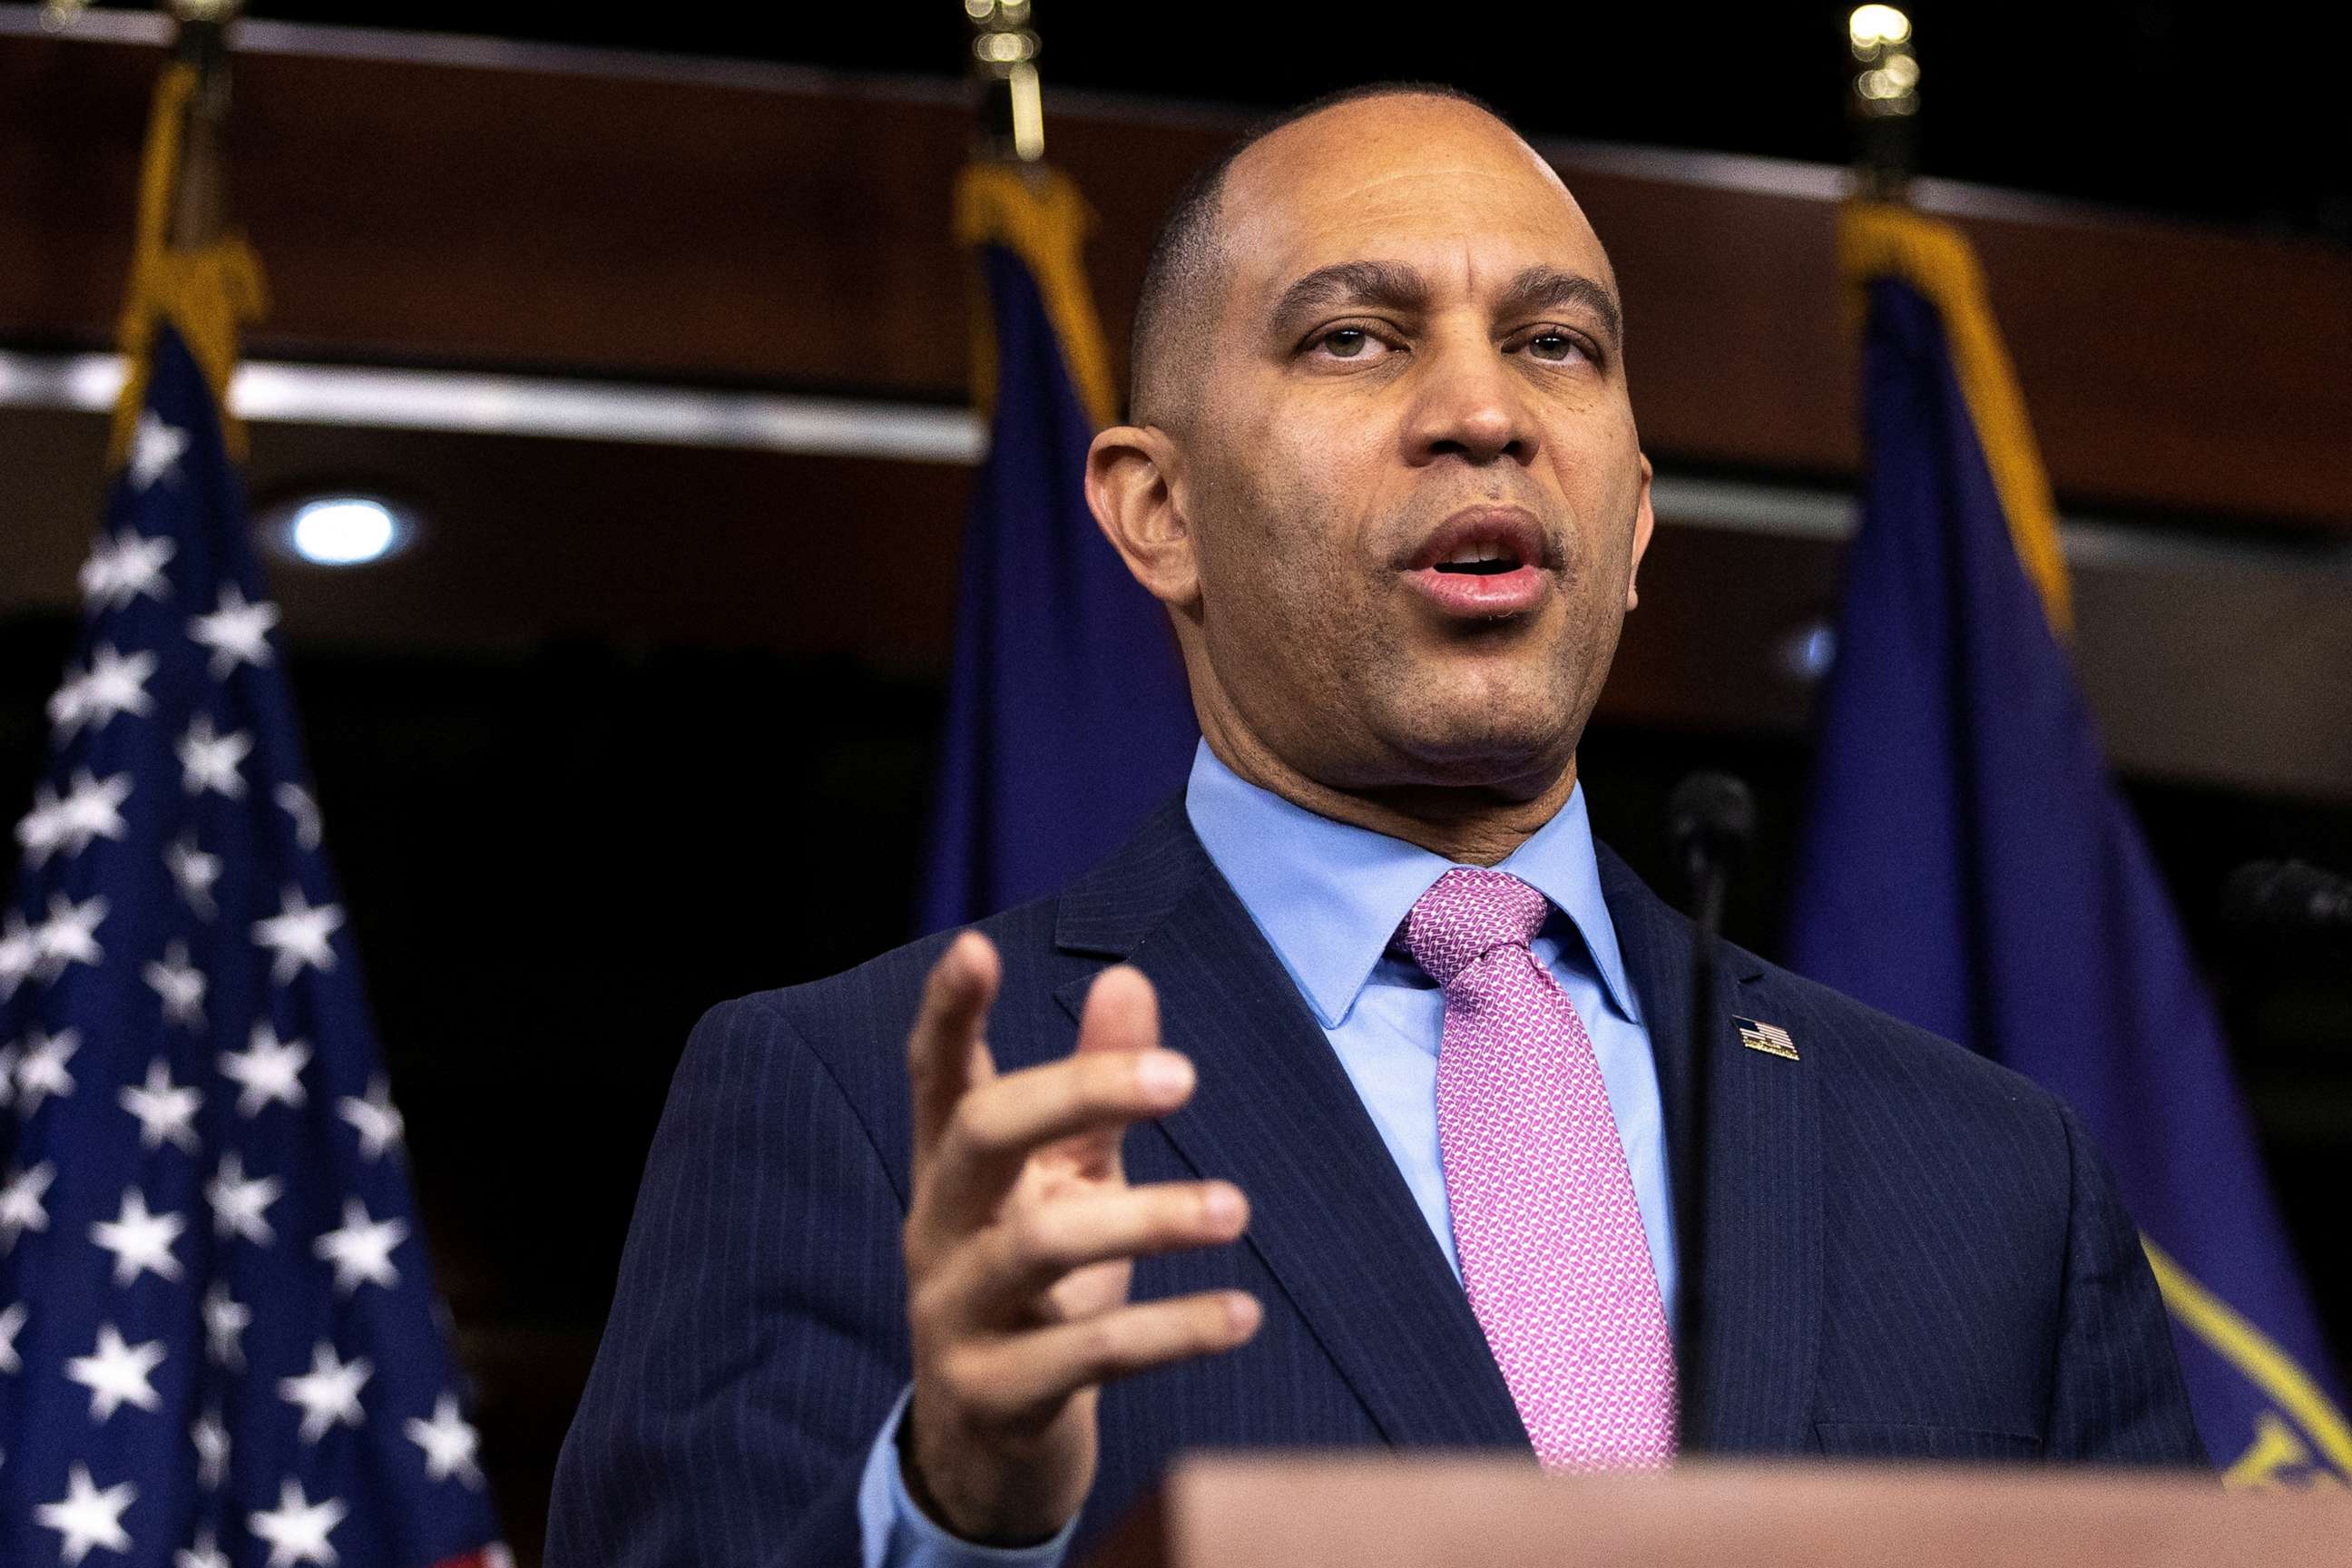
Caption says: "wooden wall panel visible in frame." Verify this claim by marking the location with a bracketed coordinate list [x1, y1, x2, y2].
[1, 24, 2347, 530]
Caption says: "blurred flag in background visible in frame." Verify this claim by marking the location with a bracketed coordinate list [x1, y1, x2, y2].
[0, 60, 507, 1566]
[1788, 201, 2349, 1485]
[916, 163, 1196, 934]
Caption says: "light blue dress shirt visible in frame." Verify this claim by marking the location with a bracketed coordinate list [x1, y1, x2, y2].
[859, 741, 1678, 1568]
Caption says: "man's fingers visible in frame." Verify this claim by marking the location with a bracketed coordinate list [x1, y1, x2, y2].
[922, 1045, 1194, 1230]
[921, 1181, 1248, 1321]
[1066, 966, 1161, 1178]
[907, 932, 1002, 1176]
[1075, 965, 1160, 1056]
[936, 1291, 1263, 1426]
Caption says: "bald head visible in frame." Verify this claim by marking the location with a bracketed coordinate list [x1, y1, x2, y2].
[1129, 84, 1610, 426]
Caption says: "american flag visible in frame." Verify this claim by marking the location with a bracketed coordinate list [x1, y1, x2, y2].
[0, 324, 506, 1568]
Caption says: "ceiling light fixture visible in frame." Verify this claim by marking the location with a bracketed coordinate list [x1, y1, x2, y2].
[260, 492, 418, 567]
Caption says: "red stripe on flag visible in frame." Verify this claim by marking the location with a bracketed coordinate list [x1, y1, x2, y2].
[430, 1548, 513, 1568]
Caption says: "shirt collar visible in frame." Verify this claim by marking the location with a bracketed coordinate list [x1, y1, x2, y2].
[1181, 740, 1642, 1030]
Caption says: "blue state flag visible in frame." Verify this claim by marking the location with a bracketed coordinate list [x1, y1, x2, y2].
[1788, 203, 2349, 1485]
[0, 62, 506, 1566]
[918, 163, 1197, 933]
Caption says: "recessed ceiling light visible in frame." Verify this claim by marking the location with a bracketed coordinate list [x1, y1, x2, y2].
[261, 493, 417, 567]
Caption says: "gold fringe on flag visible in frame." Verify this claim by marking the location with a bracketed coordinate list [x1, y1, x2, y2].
[108, 61, 270, 466]
[1838, 202, 2073, 638]
[956, 162, 1118, 432]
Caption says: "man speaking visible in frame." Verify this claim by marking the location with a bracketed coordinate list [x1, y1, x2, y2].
[547, 85, 2202, 1565]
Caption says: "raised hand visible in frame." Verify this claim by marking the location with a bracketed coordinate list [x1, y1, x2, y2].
[899, 931, 1261, 1545]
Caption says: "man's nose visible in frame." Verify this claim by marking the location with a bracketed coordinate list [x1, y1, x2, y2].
[1399, 336, 1540, 467]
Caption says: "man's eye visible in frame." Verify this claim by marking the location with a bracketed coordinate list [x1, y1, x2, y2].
[1311, 327, 1388, 360]
[1524, 332, 1588, 363]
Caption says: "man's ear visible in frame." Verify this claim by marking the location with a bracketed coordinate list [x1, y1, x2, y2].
[1086, 424, 1200, 612]
[1626, 450, 1656, 612]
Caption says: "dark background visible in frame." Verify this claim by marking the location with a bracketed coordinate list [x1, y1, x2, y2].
[6, 4, 2351, 1560]
[235, 0, 2352, 244]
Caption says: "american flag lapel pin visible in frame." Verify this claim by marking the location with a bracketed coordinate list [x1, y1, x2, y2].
[1732, 1016, 1800, 1061]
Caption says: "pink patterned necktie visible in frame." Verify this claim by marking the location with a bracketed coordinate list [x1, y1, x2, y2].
[1403, 866, 1678, 1469]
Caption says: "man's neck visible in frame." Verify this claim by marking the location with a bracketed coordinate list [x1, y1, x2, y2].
[1200, 721, 1580, 868]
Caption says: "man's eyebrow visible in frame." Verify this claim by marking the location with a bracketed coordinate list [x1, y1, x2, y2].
[1269, 260, 1624, 349]
[1269, 260, 1431, 330]
[1497, 266, 1622, 349]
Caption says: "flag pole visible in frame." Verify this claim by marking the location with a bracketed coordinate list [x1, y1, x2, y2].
[967, 0, 1044, 166]
[164, 0, 237, 250]
[1835, 7, 2073, 636]
[952, 0, 1116, 429]
[109, 0, 267, 468]
[1845, 5, 1920, 203]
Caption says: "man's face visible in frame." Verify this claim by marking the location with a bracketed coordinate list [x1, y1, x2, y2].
[1162, 96, 1653, 799]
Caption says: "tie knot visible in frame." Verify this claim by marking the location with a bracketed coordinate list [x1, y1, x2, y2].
[1402, 867, 1548, 988]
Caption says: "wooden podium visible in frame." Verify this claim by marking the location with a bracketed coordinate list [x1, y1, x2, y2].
[1086, 1456, 2352, 1567]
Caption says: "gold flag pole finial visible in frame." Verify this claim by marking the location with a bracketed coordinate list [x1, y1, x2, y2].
[966, 0, 1044, 164]
[108, 0, 269, 464]
[1847, 5, 1919, 202]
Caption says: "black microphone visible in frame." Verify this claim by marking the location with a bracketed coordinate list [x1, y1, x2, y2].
[2222, 860, 2352, 935]
[1665, 770, 1754, 1453]
[1670, 773, 1758, 905]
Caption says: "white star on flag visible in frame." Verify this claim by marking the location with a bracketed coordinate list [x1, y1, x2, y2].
[129, 409, 189, 489]
[201, 1281, 252, 1370]
[250, 1477, 348, 1568]
[1, 1161, 56, 1250]
[34, 1463, 137, 1567]
[15, 786, 72, 867]
[279, 1339, 372, 1443]
[47, 643, 159, 742]
[178, 713, 253, 799]
[208, 1150, 284, 1245]
[407, 1391, 485, 1486]
[90, 1187, 186, 1286]
[338, 1075, 407, 1161]
[64, 1322, 168, 1422]
[222, 1023, 311, 1114]
[188, 582, 279, 678]
[79, 527, 177, 609]
[276, 780, 324, 849]
[0, 911, 35, 999]
[192, 1406, 231, 1489]
[15, 1027, 81, 1116]
[33, 893, 109, 979]
[15, 770, 133, 867]
[165, 831, 222, 919]
[254, 885, 343, 984]
[0, 1298, 24, 1373]
[177, 1529, 230, 1568]
[15, 783, 71, 867]
[315, 1196, 407, 1294]
[56, 769, 134, 858]
[143, 938, 209, 1028]
[119, 1058, 203, 1153]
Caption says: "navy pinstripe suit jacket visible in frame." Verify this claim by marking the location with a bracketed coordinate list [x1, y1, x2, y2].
[546, 801, 2204, 1564]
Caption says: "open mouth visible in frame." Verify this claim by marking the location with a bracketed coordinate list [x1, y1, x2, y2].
[1430, 544, 1527, 577]
[1401, 507, 1553, 618]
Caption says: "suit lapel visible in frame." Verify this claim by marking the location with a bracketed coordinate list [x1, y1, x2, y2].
[1599, 845, 1823, 1455]
[1055, 807, 1530, 1454]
